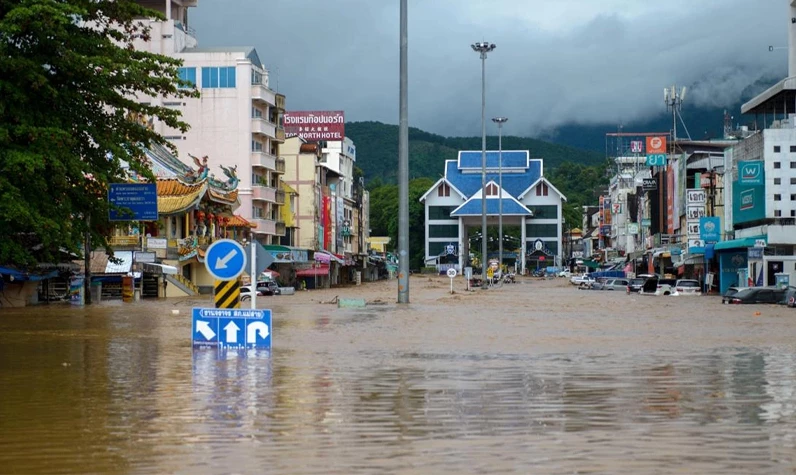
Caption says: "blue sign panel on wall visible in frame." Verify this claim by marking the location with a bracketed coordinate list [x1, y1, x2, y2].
[109, 183, 158, 221]
[733, 162, 765, 227]
[699, 216, 721, 243]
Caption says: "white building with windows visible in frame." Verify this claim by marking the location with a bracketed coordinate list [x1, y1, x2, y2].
[132, 0, 286, 244]
[419, 151, 566, 274]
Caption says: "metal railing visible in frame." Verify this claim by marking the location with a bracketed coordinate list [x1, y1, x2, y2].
[275, 190, 286, 205]
[275, 221, 286, 236]
[275, 157, 286, 173]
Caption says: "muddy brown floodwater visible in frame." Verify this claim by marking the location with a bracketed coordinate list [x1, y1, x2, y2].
[2, 275, 796, 474]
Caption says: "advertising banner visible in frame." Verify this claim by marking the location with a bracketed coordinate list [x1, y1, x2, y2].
[284, 111, 344, 141]
[667, 167, 674, 233]
[699, 216, 721, 242]
[738, 161, 763, 186]
[733, 165, 766, 225]
[646, 136, 667, 154]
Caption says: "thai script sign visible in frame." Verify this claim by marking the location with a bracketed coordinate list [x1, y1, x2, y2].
[284, 111, 344, 141]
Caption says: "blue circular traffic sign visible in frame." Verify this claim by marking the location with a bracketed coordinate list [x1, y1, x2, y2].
[204, 239, 247, 281]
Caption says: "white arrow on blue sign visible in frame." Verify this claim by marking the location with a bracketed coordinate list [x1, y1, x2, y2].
[192, 308, 272, 350]
[204, 239, 247, 281]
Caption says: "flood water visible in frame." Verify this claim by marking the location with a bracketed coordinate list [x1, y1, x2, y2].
[2, 279, 796, 474]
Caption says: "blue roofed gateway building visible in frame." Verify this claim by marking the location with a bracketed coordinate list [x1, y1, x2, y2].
[419, 150, 567, 275]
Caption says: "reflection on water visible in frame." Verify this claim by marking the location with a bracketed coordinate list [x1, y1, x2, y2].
[1, 300, 796, 473]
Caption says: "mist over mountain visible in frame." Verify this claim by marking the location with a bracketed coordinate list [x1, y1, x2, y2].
[542, 73, 783, 153]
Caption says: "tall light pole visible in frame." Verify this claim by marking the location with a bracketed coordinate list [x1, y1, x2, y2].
[492, 117, 507, 274]
[398, 0, 409, 303]
[472, 41, 495, 279]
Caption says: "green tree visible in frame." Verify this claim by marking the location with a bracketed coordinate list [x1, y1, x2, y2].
[0, 0, 194, 267]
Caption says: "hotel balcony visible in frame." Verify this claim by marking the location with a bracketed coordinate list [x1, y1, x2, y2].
[275, 190, 286, 205]
[251, 184, 277, 203]
[251, 151, 276, 171]
[274, 126, 285, 143]
[251, 117, 276, 138]
[275, 157, 286, 174]
[275, 93, 285, 112]
[275, 221, 286, 236]
[251, 82, 276, 106]
[252, 218, 277, 235]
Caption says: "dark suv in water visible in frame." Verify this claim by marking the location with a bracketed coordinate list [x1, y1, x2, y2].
[626, 278, 646, 294]
[256, 281, 281, 296]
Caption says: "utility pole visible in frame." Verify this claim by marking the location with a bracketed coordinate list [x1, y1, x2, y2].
[397, 0, 409, 303]
[471, 41, 496, 280]
[492, 117, 508, 274]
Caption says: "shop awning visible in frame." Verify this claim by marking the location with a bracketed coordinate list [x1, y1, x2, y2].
[142, 263, 179, 275]
[580, 259, 599, 269]
[314, 250, 344, 265]
[712, 235, 766, 251]
[0, 266, 58, 282]
[296, 265, 330, 277]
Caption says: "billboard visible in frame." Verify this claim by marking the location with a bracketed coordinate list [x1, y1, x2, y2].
[733, 163, 766, 225]
[646, 136, 667, 154]
[108, 183, 158, 221]
[284, 111, 344, 141]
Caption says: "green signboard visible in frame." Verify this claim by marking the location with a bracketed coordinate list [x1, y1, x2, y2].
[732, 164, 766, 225]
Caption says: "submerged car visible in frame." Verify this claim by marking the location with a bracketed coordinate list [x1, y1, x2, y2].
[725, 287, 787, 305]
[639, 278, 677, 296]
[672, 279, 701, 296]
[239, 285, 264, 301]
[721, 286, 748, 304]
[626, 278, 646, 294]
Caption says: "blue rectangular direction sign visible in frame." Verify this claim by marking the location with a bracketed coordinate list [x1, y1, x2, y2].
[109, 183, 158, 221]
[192, 308, 272, 350]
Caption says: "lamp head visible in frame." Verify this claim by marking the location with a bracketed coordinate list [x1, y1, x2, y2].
[471, 42, 496, 53]
[492, 117, 509, 124]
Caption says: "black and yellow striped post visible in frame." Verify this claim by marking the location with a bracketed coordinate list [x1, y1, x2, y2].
[214, 279, 240, 309]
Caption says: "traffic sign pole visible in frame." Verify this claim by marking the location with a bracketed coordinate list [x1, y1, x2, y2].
[250, 242, 256, 310]
[447, 268, 457, 294]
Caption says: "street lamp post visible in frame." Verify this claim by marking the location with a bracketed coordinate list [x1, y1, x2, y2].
[472, 41, 496, 279]
[492, 117, 507, 274]
[397, 0, 409, 303]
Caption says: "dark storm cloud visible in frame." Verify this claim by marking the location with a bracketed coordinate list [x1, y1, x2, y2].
[191, 0, 786, 137]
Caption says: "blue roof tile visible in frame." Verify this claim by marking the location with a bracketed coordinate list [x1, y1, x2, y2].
[458, 150, 529, 170]
[445, 159, 541, 198]
[451, 198, 533, 216]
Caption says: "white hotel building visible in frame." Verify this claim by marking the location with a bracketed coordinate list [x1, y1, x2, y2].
[132, 0, 286, 244]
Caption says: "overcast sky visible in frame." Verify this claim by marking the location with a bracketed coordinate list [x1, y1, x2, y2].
[191, 0, 787, 137]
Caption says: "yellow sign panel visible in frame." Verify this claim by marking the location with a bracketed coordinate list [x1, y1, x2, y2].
[214, 279, 240, 309]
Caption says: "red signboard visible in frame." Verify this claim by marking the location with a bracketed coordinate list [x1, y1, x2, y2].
[646, 136, 667, 154]
[284, 111, 345, 141]
[323, 195, 332, 250]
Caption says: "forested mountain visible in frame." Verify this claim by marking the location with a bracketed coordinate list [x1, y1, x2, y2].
[346, 121, 605, 186]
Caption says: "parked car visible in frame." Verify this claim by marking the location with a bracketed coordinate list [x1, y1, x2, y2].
[640, 278, 677, 296]
[558, 269, 572, 278]
[239, 285, 263, 301]
[626, 278, 646, 294]
[786, 287, 796, 308]
[256, 280, 281, 296]
[721, 286, 748, 304]
[672, 279, 701, 296]
[588, 277, 612, 290]
[571, 274, 594, 287]
[725, 287, 787, 304]
[595, 278, 630, 291]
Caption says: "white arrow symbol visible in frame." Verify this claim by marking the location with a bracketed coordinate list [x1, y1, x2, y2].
[196, 320, 216, 340]
[247, 321, 269, 343]
[215, 249, 238, 270]
[224, 320, 240, 343]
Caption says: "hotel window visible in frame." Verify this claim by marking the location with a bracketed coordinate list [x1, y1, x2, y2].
[791, 146, 796, 152]
[774, 178, 781, 184]
[177, 67, 196, 88]
[792, 194, 796, 201]
[774, 194, 781, 201]
[792, 210, 796, 217]
[792, 178, 796, 184]
[437, 183, 450, 197]
[791, 162, 796, 168]
[774, 162, 781, 169]
[485, 183, 499, 196]
[774, 145, 781, 153]
[775, 210, 782, 217]
[201, 66, 236, 88]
